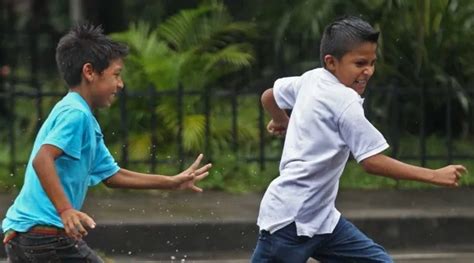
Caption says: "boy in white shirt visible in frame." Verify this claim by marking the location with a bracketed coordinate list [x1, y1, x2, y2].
[251, 16, 466, 263]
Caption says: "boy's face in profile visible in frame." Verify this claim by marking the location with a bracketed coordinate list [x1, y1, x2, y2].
[325, 42, 377, 95]
[89, 58, 124, 109]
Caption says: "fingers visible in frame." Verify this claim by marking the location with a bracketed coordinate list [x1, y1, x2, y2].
[194, 163, 212, 175]
[268, 127, 286, 136]
[175, 154, 212, 192]
[82, 214, 97, 229]
[190, 185, 203, 193]
[188, 153, 204, 171]
[62, 211, 96, 240]
[271, 129, 286, 136]
[454, 165, 468, 174]
[451, 165, 467, 183]
[267, 121, 287, 136]
[455, 170, 462, 180]
[194, 171, 209, 181]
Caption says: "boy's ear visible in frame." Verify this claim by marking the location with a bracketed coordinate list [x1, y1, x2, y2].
[324, 55, 337, 71]
[82, 63, 95, 82]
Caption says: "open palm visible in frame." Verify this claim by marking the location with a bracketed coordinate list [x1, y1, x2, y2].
[174, 154, 212, 192]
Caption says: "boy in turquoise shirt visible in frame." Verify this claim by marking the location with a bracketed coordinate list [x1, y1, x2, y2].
[2, 24, 211, 262]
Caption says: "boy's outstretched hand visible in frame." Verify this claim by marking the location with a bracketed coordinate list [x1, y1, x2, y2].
[60, 209, 96, 240]
[172, 153, 212, 192]
[432, 165, 467, 187]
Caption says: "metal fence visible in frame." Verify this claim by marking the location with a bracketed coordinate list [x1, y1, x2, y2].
[2, 74, 474, 177]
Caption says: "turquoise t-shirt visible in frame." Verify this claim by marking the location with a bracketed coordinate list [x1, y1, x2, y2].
[2, 92, 120, 232]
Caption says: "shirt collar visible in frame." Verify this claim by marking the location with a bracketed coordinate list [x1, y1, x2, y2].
[318, 67, 364, 103]
[67, 91, 92, 113]
[319, 68, 342, 84]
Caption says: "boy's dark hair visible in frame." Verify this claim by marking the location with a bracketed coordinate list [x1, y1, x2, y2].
[320, 16, 379, 67]
[56, 24, 129, 87]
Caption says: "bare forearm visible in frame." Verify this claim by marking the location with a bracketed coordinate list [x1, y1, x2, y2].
[261, 88, 289, 123]
[104, 168, 174, 189]
[33, 154, 71, 211]
[362, 154, 435, 183]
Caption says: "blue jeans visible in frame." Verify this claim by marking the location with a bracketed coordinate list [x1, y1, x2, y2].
[251, 217, 393, 263]
[4, 232, 104, 262]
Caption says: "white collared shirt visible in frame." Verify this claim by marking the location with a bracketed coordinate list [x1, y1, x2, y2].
[257, 68, 389, 237]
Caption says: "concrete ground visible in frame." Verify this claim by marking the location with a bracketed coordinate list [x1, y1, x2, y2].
[1, 188, 474, 261]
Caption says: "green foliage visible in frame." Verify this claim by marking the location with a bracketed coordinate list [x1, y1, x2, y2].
[199, 153, 278, 193]
[107, 1, 258, 168]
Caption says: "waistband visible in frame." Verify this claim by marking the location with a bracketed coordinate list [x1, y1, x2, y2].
[3, 225, 66, 244]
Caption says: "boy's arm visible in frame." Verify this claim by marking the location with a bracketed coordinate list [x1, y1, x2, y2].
[361, 153, 466, 187]
[261, 88, 289, 135]
[33, 144, 96, 240]
[104, 154, 211, 192]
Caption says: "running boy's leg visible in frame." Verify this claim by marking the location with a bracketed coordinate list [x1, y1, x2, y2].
[251, 222, 316, 263]
[311, 217, 392, 263]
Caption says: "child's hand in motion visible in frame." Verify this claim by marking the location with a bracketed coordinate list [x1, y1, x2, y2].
[60, 209, 96, 240]
[267, 119, 288, 136]
[172, 154, 212, 192]
[432, 165, 467, 187]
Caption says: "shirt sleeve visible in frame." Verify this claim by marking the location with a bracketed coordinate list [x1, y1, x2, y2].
[273, 76, 301, 109]
[338, 100, 389, 163]
[43, 109, 87, 160]
[89, 132, 120, 186]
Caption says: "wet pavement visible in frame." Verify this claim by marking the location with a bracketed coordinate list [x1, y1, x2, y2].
[1, 188, 474, 261]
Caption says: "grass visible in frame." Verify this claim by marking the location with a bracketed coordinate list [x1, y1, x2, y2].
[0, 135, 472, 194]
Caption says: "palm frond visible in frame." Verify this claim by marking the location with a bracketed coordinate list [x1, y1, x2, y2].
[158, 5, 216, 51]
[183, 115, 206, 151]
[203, 44, 254, 72]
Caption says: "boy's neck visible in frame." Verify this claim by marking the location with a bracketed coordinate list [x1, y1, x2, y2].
[69, 85, 94, 110]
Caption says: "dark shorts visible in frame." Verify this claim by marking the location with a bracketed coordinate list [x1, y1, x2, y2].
[4, 226, 103, 263]
[251, 217, 393, 263]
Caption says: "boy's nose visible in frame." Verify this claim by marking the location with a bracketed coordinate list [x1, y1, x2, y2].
[118, 80, 124, 90]
[364, 66, 375, 76]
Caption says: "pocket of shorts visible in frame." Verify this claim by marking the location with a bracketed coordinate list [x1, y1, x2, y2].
[24, 247, 60, 262]
[56, 237, 95, 259]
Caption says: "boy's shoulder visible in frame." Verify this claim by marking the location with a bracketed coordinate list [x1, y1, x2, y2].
[54, 92, 92, 115]
[304, 68, 360, 98]
[44, 93, 93, 128]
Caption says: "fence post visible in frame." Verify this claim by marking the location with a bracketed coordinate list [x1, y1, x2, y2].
[119, 87, 129, 168]
[149, 85, 158, 173]
[446, 84, 453, 164]
[390, 85, 401, 188]
[231, 86, 238, 153]
[258, 91, 265, 170]
[420, 84, 426, 167]
[29, 24, 43, 132]
[177, 84, 184, 171]
[8, 74, 16, 176]
[204, 85, 212, 163]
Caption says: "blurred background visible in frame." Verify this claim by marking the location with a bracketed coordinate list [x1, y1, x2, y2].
[1, 0, 474, 193]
